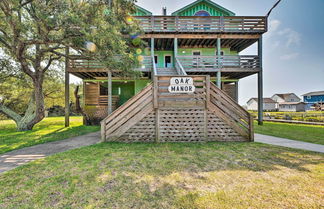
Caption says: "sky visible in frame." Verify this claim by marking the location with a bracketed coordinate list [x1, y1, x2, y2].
[71, 0, 324, 105]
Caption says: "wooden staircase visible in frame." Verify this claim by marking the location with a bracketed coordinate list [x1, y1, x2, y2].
[156, 68, 178, 75]
[101, 75, 254, 142]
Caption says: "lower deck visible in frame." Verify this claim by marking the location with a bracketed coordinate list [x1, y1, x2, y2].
[83, 78, 238, 124]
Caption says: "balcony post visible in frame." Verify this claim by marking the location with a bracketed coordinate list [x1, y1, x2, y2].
[64, 47, 70, 127]
[174, 37, 178, 65]
[107, 70, 112, 115]
[151, 38, 155, 78]
[257, 36, 263, 125]
[217, 38, 221, 88]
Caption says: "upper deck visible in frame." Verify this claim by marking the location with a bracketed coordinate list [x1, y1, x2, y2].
[135, 16, 267, 34]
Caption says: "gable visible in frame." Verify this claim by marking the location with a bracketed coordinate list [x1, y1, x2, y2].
[171, 0, 235, 16]
[134, 5, 152, 16]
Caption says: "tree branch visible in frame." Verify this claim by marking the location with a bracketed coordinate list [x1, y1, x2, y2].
[0, 103, 22, 122]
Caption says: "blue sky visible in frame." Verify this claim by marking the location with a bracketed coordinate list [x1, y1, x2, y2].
[134, 0, 324, 105]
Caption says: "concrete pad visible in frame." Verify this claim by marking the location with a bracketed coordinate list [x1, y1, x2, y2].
[0, 131, 100, 174]
[255, 133, 324, 153]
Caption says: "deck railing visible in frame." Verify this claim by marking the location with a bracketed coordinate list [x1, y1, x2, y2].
[176, 55, 260, 71]
[135, 16, 267, 33]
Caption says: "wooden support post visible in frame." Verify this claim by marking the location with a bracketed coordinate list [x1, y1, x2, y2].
[174, 37, 178, 65]
[151, 37, 155, 79]
[235, 81, 239, 103]
[151, 38, 154, 57]
[107, 70, 112, 114]
[249, 115, 254, 142]
[257, 36, 263, 125]
[64, 47, 70, 127]
[155, 109, 160, 143]
[217, 38, 221, 88]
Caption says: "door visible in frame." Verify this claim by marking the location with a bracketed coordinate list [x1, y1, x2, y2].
[192, 51, 201, 68]
[164, 55, 172, 68]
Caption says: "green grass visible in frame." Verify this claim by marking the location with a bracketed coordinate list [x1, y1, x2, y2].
[0, 117, 99, 154]
[0, 142, 323, 208]
[254, 121, 324, 145]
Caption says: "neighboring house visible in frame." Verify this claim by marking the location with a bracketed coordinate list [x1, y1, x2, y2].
[247, 98, 277, 111]
[271, 93, 301, 103]
[302, 91, 324, 110]
[271, 93, 305, 112]
[278, 102, 306, 112]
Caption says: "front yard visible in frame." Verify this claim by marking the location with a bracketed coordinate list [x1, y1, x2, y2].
[254, 121, 324, 145]
[0, 117, 99, 154]
[0, 142, 323, 208]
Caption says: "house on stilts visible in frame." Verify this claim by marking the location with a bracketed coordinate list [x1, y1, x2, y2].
[67, 0, 267, 142]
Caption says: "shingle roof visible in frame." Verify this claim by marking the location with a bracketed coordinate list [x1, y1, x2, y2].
[301, 91, 324, 96]
[274, 93, 296, 100]
[248, 98, 276, 103]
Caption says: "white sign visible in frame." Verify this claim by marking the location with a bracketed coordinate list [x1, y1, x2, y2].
[168, 77, 195, 93]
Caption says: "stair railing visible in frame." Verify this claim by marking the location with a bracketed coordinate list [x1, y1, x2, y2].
[175, 57, 187, 75]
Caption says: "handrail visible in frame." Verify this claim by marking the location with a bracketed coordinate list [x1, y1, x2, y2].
[177, 55, 260, 70]
[135, 16, 267, 33]
[209, 82, 253, 140]
[175, 57, 187, 75]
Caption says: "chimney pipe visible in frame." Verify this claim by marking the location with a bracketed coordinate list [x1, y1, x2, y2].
[162, 7, 167, 15]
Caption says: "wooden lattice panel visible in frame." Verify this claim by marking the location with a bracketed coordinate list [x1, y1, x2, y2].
[159, 108, 206, 142]
[207, 110, 247, 141]
[119, 112, 156, 142]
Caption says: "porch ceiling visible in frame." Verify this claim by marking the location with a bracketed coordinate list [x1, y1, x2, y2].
[146, 38, 258, 52]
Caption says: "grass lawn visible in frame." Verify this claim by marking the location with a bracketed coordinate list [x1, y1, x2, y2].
[0, 117, 99, 154]
[254, 121, 324, 145]
[0, 142, 323, 208]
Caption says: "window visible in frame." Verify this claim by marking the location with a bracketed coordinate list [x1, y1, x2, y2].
[194, 10, 210, 16]
[193, 51, 201, 56]
[154, 56, 158, 65]
[216, 50, 224, 56]
[99, 82, 108, 96]
[307, 96, 311, 99]
[192, 51, 201, 68]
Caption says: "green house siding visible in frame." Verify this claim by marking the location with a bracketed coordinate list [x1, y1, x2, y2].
[178, 3, 227, 16]
[178, 48, 237, 56]
[154, 51, 174, 68]
[135, 80, 151, 94]
[148, 48, 237, 68]
[171, 0, 235, 16]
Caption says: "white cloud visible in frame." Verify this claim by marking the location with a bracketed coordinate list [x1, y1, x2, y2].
[280, 53, 299, 60]
[266, 19, 281, 38]
[270, 19, 281, 32]
[278, 28, 301, 47]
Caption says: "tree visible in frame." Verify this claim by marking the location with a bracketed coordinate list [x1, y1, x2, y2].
[0, 0, 141, 131]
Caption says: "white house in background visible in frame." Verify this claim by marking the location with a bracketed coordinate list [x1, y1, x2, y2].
[247, 98, 277, 111]
[271, 93, 305, 112]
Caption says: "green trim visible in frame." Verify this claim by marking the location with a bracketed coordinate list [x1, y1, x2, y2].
[171, 0, 235, 16]
[134, 5, 152, 16]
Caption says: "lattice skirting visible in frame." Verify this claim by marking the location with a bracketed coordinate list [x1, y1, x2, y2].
[116, 108, 248, 142]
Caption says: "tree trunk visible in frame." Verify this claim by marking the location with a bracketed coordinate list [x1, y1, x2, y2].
[0, 75, 45, 131]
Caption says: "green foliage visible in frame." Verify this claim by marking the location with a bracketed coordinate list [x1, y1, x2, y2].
[0, 0, 142, 128]
[249, 111, 324, 122]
